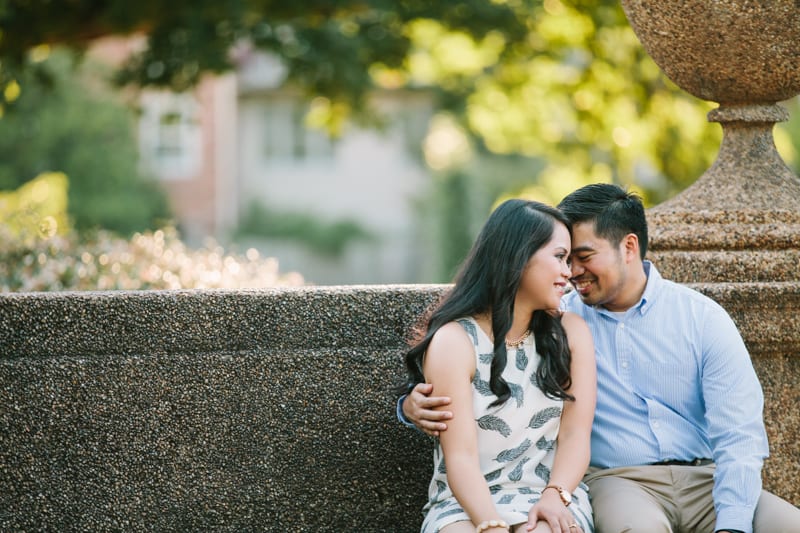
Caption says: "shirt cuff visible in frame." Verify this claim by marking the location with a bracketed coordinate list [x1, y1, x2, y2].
[396, 394, 417, 429]
[715, 504, 755, 533]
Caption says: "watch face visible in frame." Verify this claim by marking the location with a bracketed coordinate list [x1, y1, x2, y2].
[545, 485, 572, 506]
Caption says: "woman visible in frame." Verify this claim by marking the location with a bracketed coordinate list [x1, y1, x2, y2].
[403, 199, 596, 533]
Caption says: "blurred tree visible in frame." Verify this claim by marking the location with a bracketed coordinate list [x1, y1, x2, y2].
[0, 50, 171, 234]
[1, 0, 794, 207]
[0, 0, 528, 109]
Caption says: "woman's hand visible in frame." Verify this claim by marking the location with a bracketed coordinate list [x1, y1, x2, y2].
[526, 491, 582, 533]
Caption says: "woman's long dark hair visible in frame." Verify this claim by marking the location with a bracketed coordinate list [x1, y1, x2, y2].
[403, 199, 575, 406]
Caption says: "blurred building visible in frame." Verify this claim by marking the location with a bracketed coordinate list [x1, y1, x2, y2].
[132, 47, 436, 285]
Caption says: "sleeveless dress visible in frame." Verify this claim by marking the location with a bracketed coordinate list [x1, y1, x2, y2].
[420, 317, 593, 533]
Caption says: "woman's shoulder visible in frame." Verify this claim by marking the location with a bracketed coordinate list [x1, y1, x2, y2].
[558, 311, 591, 339]
[558, 311, 594, 357]
[425, 320, 478, 373]
[559, 310, 588, 328]
[431, 319, 475, 345]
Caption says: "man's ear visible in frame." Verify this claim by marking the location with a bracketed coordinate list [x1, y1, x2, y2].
[622, 233, 640, 262]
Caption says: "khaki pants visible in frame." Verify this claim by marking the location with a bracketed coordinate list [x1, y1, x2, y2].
[584, 465, 800, 533]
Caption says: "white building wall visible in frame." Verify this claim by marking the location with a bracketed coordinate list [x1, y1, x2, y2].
[236, 89, 436, 285]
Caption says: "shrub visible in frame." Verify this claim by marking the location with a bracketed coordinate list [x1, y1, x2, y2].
[0, 226, 304, 292]
[1, 173, 304, 291]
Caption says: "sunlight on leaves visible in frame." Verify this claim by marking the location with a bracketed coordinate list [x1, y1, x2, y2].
[424, 113, 473, 171]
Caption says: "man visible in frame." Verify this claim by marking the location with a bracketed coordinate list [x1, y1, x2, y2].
[400, 184, 800, 532]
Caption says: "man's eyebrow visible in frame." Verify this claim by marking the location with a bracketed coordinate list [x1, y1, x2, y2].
[570, 245, 595, 254]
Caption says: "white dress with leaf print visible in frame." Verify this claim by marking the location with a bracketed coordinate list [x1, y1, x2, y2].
[420, 317, 593, 533]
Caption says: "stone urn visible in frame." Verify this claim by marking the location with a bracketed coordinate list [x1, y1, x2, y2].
[620, 0, 800, 505]
[619, 0, 800, 281]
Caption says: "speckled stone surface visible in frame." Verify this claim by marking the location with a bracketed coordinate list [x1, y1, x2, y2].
[620, 5, 800, 507]
[620, 1, 800, 104]
[0, 286, 447, 532]
[0, 285, 797, 532]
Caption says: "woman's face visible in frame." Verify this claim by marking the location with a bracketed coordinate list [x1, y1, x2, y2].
[517, 222, 572, 311]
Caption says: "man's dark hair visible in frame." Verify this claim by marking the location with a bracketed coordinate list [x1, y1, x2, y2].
[557, 183, 648, 259]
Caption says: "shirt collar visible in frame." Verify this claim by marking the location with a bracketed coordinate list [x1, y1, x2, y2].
[595, 260, 660, 318]
[638, 260, 661, 315]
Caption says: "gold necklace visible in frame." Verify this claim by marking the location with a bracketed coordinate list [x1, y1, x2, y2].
[505, 329, 531, 348]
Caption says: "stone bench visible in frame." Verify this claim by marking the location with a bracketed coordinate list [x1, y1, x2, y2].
[1, 285, 797, 531]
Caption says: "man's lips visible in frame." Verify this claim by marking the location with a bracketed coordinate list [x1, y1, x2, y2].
[572, 278, 594, 294]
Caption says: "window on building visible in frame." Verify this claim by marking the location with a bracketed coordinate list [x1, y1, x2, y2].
[262, 98, 333, 162]
[138, 91, 202, 180]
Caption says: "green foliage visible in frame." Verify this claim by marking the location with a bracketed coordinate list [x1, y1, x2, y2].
[235, 201, 375, 257]
[405, 1, 725, 205]
[2, 0, 795, 212]
[0, 0, 527, 109]
[430, 172, 475, 281]
[775, 97, 800, 175]
[0, 49, 171, 234]
[0, 172, 70, 241]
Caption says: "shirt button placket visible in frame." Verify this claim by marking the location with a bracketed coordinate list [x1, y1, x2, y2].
[617, 321, 630, 375]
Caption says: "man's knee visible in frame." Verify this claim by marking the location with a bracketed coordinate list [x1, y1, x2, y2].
[588, 476, 672, 533]
[592, 504, 671, 533]
[754, 490, 800, 533]
[594, 516, 671, 533]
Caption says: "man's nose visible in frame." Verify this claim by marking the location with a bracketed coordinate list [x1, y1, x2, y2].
[570, 261, 584, 278]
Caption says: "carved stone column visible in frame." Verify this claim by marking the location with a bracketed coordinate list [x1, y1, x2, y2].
[620, 0, 800, 504]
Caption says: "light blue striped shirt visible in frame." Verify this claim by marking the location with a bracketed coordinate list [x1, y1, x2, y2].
[562, 261, 768, 532]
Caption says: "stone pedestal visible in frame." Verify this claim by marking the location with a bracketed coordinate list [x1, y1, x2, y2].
[621, 0, 800, 503]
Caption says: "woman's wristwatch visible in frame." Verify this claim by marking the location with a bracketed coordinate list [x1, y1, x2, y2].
[544, 485, 572, 506]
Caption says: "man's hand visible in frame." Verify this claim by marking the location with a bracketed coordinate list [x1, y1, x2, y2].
[402, 383, 452, 437]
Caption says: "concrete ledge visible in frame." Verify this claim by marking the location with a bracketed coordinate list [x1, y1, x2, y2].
[1, 285, 797, 531]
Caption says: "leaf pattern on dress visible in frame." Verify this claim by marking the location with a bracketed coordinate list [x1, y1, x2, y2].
[509, 382, 524, 407]
[573, 503, 591, 529]
[472, 367, 493, 397]
[528, 406, 562, 429]
[536, 435, 555, 452]
[508, 456, 530, 482]
[484, 468, 503, 482]
[495, 438, 531, 463]
[477, 415, 512, 437]
[535, 462, 551, 483]
[423, 316, 590, 531]
[515, 347, 528, 371]
[438, 507, 466, 519]
[456, 318, 479, 346]
[497, 494, 515, 505]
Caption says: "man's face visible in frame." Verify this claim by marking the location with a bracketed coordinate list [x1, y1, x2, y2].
[568, 221, 629, 311]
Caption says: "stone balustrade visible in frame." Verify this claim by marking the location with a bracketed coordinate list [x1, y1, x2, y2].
[1, 284, 797, 531]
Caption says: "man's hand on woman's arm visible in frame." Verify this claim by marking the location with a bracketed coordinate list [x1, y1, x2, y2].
[401, 383, 453, 437]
